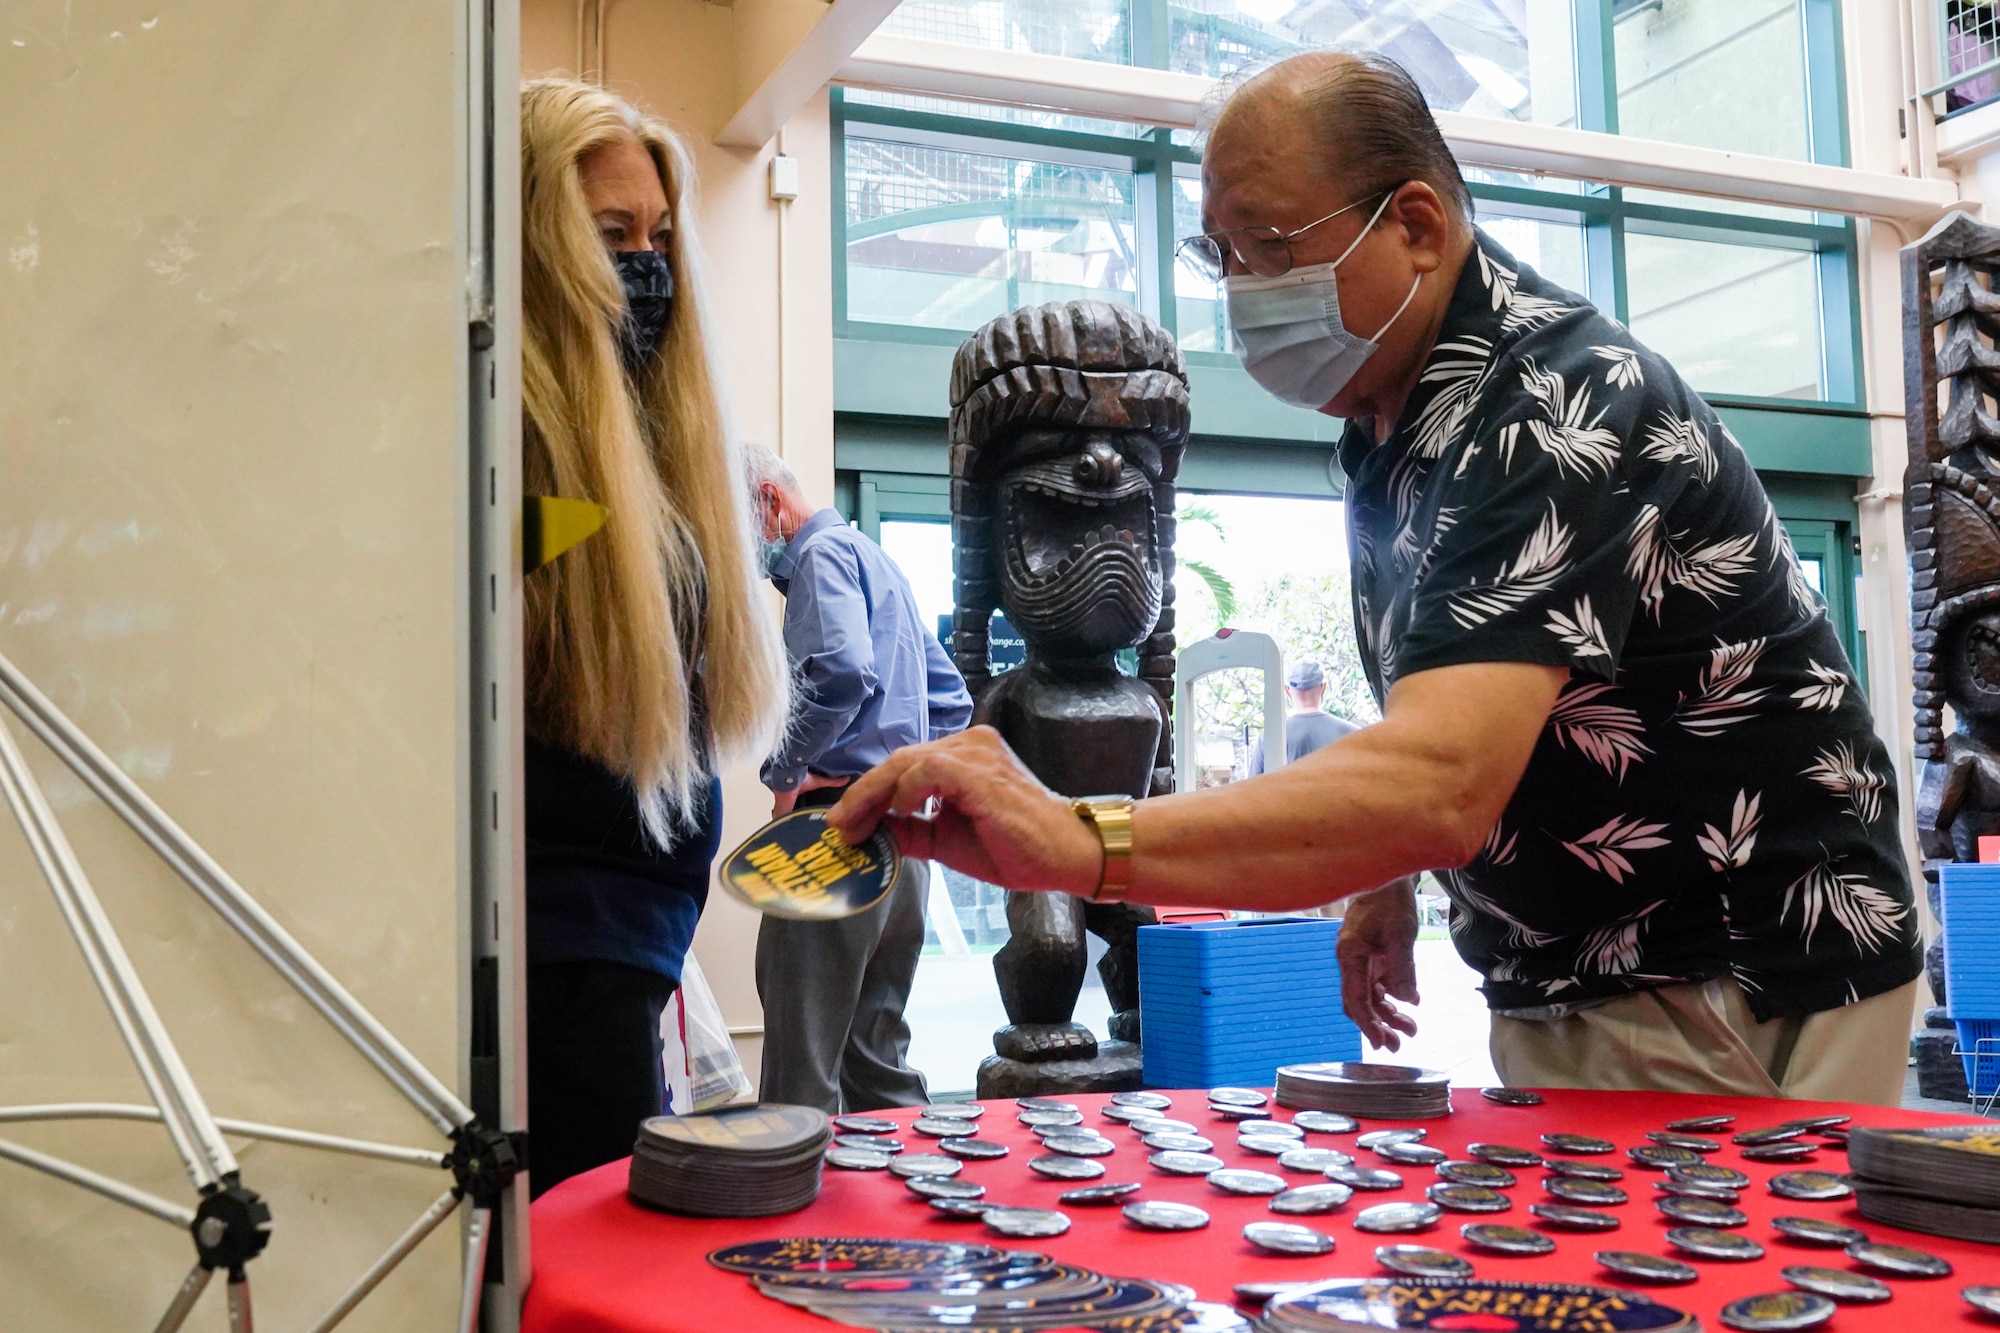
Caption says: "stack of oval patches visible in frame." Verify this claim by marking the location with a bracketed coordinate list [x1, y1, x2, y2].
[1847, 1123, 2000, 1244]
[1274, 1061, 1452, 1119]
[628, 1103, 831, 1217]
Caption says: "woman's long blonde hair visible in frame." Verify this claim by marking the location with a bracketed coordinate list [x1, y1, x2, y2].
[520, 77, 787, 841]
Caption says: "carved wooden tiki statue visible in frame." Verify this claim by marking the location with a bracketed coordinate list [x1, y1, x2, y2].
[1904, 210, 2000, 1100]
[948, 300, 1184, 1092]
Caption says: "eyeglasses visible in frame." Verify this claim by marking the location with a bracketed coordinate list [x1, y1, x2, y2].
[1174, 184, 1401, 283]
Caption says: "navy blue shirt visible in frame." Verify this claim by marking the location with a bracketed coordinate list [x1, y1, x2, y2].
[763, 509, 972, 790]
[524, 736, 720, 984]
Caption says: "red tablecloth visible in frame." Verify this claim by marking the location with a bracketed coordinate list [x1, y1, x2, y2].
[523, 1088, 1998, 1332]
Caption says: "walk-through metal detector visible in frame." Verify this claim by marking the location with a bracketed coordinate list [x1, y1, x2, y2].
[0, 2, 528, 1327]
[1174, 629, 1287, 789]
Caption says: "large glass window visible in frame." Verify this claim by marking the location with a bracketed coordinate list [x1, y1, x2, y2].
[883, 0, 1132, 66]
[1624, 230, 1824, 400]
[844, 133, 1140, 330]
[1169, 0, 1578, 131]
[1614, 0, 1812, 161]
[839, 0, 1861, 410]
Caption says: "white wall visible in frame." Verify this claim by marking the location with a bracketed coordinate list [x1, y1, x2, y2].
[0, 2, 473, 1327]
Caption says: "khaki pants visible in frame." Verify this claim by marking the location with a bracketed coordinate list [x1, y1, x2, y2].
[1489, 977, 1918, 1107]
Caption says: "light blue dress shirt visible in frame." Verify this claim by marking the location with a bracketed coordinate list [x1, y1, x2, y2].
[763, 509, 973, 792]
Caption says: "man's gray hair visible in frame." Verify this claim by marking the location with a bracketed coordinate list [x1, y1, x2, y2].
[1201, 50, 1473, 220]
[741, 440, 800, 496]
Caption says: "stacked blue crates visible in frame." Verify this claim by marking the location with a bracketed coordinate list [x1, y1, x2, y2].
[1137, 917, 1361, 1089]
[1940, 862, 2000, 1097]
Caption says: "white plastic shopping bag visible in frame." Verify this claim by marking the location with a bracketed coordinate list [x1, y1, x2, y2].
[661, 954, 752, 1113]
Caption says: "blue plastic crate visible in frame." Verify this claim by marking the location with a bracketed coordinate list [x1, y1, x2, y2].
[1138, 917, 1361, 1088]
[1958, 1018, 2000, 1099]
[1940, 864, 2000, 1017]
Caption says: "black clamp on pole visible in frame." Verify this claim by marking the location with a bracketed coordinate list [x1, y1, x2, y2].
[445, 1120, 522, 1210]
[191, 1177, 274, 1280]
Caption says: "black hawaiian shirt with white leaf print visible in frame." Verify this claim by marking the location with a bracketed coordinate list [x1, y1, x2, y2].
[1340, 230, 1921, 1022]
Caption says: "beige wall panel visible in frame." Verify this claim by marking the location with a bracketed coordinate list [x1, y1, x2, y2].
[0, 2, 467, 1327]
[524, 0, 838, 1066]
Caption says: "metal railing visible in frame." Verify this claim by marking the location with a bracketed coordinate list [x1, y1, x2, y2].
[1928, 0, 2000, 104]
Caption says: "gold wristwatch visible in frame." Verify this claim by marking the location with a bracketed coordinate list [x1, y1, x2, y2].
[1070, 795, 1135, 903]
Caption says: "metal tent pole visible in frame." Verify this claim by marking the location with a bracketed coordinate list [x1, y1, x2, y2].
[456, 1207, 493, 1333]
[0, 652, 474, 1134]
[0, 1104, 446, 1170]
[0, 1135, 195, 1228]
[304, 1190, 461, 1333]
[0, 716, 235, 1190]
[151, 1265, 213, 1333]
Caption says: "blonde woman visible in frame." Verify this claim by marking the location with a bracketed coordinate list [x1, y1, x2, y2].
[520, 78, 787, 1196]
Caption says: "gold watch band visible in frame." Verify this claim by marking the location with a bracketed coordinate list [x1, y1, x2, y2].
[1070, 796, 1135, 903]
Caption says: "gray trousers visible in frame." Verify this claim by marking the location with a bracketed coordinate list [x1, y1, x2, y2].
[756, 854, 930, 1113]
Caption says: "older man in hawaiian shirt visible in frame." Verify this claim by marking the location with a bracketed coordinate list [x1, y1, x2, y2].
[830, 50, 1922, 1105]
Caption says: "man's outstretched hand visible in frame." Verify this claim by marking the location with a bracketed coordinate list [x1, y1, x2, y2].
[1337, 879, 1422, 1052]
[825, 727, 1101, 897]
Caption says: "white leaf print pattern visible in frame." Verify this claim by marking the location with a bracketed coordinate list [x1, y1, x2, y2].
[1477, 246, 1517, 313]
[1638, 411, 1718, 483]
[1594, 344, 1643, 390]
[1544, 596, 1612, 659]
[1482, 820, 1519, 865]
[1764, 503, 1820, 619]
[1577, 901, 1665, 975]
[1560, 814, 1672, 883]
[1504, 289, 1573, 332]
[1450, 871, 1559, 949]
[1410, 338, 1496, 460]
[1782, 860, 1909, 953]
[1674, 638, 1770, 737]
[1548, 680, 1652, 780]
[1387, 450, 1430, 530]
[1519, 359, 1620, 477]
[1696, 789, 1761, 872]
[1625, 505, 1761, 621]
[1448, 502, 1574, 628]
[1791, 660, 1848, 712]
[1411, 508, 1459, 583]
[1802, 741, 1887, 824]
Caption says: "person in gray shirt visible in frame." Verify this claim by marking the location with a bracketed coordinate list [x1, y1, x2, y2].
[1249, 660, 1357, 775]
[745, 444, 972, 1113]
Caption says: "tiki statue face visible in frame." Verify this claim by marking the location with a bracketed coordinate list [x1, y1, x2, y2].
[998, 426, 1165, 657]
[948, 299, 1188, 678]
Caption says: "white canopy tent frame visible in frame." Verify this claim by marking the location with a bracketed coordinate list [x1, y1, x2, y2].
[0, 650, 510, 1333]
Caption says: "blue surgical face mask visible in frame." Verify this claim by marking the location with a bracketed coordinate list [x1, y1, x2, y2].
[1224, 187, 1421, 411]
[761, 535, 789, 578]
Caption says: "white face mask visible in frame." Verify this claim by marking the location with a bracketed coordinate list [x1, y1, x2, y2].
[1225, 187, 1422, 411]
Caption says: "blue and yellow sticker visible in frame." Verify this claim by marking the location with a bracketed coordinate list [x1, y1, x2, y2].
[717, 810, 900, 920]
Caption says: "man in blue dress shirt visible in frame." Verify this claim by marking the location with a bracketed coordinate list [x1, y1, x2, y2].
[745, 444, 973, 1112]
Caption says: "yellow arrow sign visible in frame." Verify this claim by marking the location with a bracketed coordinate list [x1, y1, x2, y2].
[523, 496, 609, 574]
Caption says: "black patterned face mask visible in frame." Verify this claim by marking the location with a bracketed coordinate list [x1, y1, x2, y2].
[613, 249, 674, 378]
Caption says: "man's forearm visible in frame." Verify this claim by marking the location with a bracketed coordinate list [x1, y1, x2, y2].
[1125, 724, 1481, 910]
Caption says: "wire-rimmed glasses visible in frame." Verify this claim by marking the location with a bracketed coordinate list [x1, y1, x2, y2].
[1174, 184, 1399, 282]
